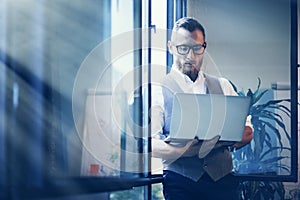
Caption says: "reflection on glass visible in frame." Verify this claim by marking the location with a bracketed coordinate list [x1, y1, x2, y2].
[78, 0, 142, 177]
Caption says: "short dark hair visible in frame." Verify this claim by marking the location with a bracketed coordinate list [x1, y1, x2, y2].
[173, 17, 205, 39]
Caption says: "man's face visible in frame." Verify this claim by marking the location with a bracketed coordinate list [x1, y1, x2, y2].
[169, 28, 205, 81]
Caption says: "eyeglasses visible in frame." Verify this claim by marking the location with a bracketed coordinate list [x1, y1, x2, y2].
[175, 42, 206, 55]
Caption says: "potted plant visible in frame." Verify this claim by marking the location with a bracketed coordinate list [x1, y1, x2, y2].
[230, 78, 291, 200]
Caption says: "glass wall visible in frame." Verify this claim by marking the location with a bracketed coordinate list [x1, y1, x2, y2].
[0, 0, 111, 183]
[0, 0, 154, 198]
[74, 0, 139, 178]
[0, 0, 170, 198]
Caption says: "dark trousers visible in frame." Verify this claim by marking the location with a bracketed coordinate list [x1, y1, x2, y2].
[162, 170, 239, 200]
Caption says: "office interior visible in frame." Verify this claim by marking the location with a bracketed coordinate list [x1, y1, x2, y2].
[0, 0, 299, 199]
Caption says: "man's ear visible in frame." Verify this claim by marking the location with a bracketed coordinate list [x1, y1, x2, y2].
[167, 41, 173, 54]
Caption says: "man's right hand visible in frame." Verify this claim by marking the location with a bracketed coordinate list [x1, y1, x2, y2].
[179, 139, 201, 157]
[152, 138, 200, 159]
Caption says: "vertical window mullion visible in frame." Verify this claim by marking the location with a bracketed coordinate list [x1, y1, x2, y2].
[290, 0, 298, 182]
[133, 0, 143, 177]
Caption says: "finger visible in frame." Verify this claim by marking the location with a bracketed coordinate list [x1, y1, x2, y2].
[182, 139, 200, 157]
[191, 138, 199, 145]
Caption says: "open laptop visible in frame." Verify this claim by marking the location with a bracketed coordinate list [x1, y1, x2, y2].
[165, 93, 251, 143]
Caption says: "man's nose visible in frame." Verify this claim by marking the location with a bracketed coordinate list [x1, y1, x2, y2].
[187, 48, 195, 59]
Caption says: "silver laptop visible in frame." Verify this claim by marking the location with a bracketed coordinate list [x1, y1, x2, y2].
[165, 93, 251, 142]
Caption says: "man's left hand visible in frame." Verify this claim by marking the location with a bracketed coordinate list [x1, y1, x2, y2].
[233, 125, 253, 149]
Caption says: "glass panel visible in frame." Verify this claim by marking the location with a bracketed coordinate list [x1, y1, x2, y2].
[151, 0, 167, 175]
[110, 186, 144, 200]
[1, 0, 147, 186]
[73, 0, 146, 177]
[74, 0, 121, 177]
[152, 183, 164, 200]
[1, 0, 155, 198]
[110, 183, 164, 200]
[187, 0, 293, 177]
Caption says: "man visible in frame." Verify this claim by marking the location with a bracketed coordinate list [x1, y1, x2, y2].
[151, 17, 253, 200]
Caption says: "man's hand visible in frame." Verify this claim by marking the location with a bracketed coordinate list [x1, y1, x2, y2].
[180, 139, 201, 157]
[152, 138, 200, 159]
[233, 125, 253, 149]
[198, 135, 220, 158]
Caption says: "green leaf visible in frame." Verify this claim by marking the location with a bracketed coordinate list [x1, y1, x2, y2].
[259, 124, 266, 150]
[257, 77, 261, 90]
[259, 113, 291, 144]
[261, 99, 291, 109]
[261, 156, 288, 164]
[259, 147, 291, 160]
[252, 89, 269, 105]
[258, 111, 280, 122]
[254, 101, 288, 115]
[264, 134, 273, 149]
[260, 112, 291, 144]
[273, 118, 291, 144]
[268, 104, 291, 118]
[274, 164, 291, 173]
[253, 124, 263, 158]
[260, 120, 284, 148]
[229, 80, 238, 93]
[247, 88, 254, 98]
[260, 110, 284, 121]
[238, 91, 245, 96]
[252, 78, 261, 97]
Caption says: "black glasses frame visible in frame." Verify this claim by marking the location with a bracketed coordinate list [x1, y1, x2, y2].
[175, 42, 207, 55]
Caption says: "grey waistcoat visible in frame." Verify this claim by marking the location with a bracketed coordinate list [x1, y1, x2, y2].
[161, 73, 233, 182]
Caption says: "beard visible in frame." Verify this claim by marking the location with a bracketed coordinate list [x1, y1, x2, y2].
[176, 59, 203, 82]
[183, 65, 198, 81]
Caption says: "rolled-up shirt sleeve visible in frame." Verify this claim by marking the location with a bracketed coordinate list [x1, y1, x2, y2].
[245, 115, 254, 131]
